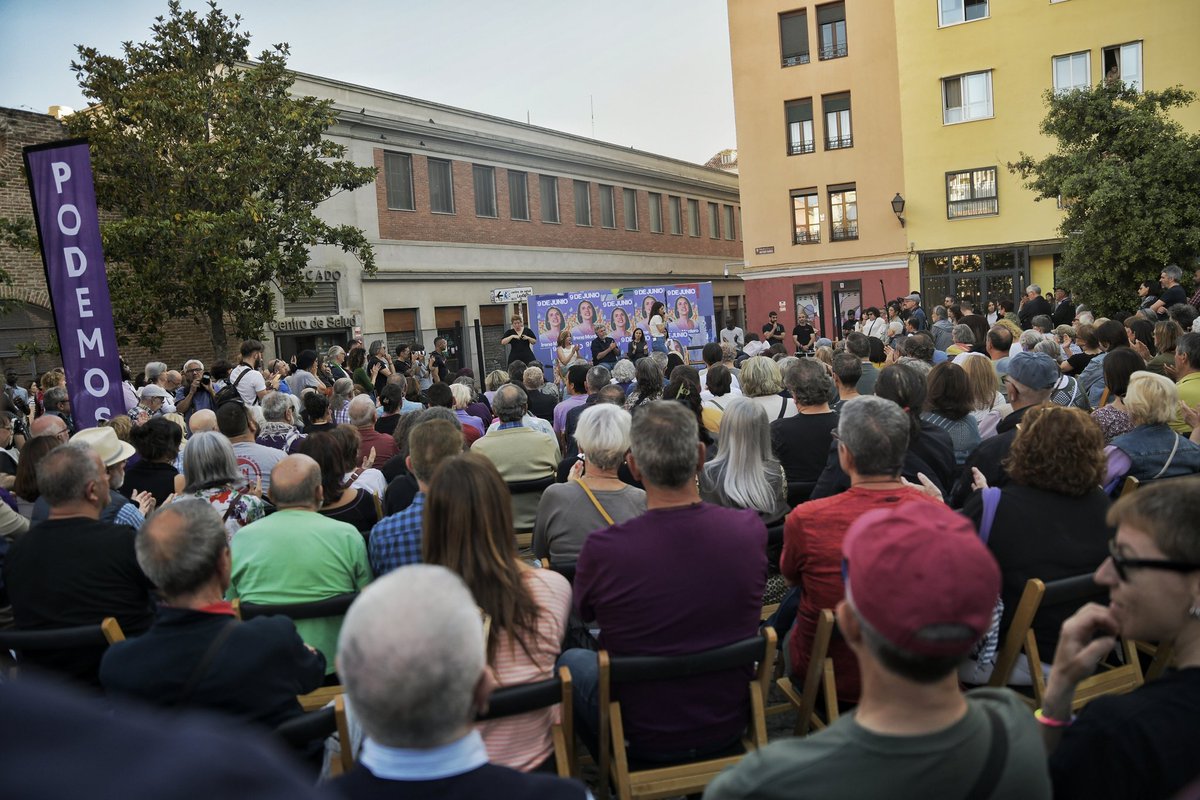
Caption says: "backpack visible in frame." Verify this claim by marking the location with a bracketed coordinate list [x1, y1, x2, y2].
[215, 365, 255, 407]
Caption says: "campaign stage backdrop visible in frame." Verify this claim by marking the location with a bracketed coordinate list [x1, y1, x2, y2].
[529, 282, 715, 364]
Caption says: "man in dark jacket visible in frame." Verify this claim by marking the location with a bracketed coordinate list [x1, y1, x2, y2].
[1018, 284, 1053, 330]
[1051, 287, 1075, 326]
[100, 499, 324, 728]
[332, 565, 587, 799]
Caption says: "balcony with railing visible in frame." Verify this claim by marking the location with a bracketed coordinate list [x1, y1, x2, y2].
[781, 53, 810, 67]
[825, 134, 853, 150]
[818, 42, 848, 60]
[830, 222, 858, 241]
[788, 140, 816, 155]
[793, 229, 821, 245]
[947, 197, 998, 219]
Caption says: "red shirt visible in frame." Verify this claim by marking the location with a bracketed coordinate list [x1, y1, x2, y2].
[781, 486, 940, 702]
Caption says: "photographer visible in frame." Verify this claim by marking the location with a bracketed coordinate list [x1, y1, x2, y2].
[174, 359, 216, 422]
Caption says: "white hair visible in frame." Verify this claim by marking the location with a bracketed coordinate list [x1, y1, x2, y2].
[348, 394, 376, 427]
[449, 383, 472, 410]
[338, 565, 485, 748]
[575, 403, 632, 471]
[700, 397, 780, 512]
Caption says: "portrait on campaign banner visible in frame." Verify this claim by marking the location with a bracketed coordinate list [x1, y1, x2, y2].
[529, 283, 715, 365]
[24, 139, 125, 428]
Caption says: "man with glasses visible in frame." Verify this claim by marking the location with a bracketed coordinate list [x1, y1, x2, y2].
[174, 359, 215, 422]
[30, 414, 70, 442]
[1042, 477, 1200, 799]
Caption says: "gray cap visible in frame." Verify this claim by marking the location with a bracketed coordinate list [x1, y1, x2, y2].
[905, 293, 922, 302]
[1006, 351, 1058, 390]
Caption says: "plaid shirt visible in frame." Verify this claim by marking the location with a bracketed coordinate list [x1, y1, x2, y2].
[368, 492, 425, 576]
[1190, 287, 1200, 310]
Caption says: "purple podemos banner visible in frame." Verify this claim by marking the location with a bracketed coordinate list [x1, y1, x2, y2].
[24, 139, 124, 427]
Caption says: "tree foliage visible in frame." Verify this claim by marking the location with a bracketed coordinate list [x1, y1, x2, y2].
[66, 1, 376, 359]
[1009, 82, 1200, 316]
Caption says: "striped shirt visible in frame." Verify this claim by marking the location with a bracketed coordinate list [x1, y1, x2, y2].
[476, 568, 572, 771]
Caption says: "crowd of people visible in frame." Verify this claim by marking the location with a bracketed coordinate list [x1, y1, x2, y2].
[1, 267, 1200, 798]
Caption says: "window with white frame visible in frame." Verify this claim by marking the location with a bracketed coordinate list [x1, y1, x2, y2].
[791, 189, 820, 244]
[1102, 42, 1142, 91]
[938, 0, 988, 26]
[785, 99, 815, 155]
[823, 93, 852, 150]
[1053, 52, 1091, 93]
[942, 71, 992, 124]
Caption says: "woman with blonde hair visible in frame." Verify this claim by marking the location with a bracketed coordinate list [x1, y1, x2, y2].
[1106, 372, 1200, 488]
[739, 356, 797, 421]
[424, 453, 571, 772]
[960, 355, 1009, 439]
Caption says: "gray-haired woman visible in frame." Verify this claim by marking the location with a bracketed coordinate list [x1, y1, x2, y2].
[331, 377, 354, 426]
[533, 404, 646, 565]
[177, 431, 267, 542]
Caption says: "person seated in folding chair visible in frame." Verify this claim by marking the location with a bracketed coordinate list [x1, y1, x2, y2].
[1042, 477, 1200, 800]
[561, 400, 767, 763]
[100, 499, 325, 730]
[330, 564, 587, 800]
[705, 502, 1051, 800]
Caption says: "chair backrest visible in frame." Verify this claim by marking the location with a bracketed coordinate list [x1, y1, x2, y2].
[792, 608, 839, 736]
[475, 666, 575, 779]
[988, 575, 1143, 710]
[1119, 475, 1140, 497]
[595, 628, 776, 800]
[274, 707, 336, 749]
[0, 617, 125, 654]
[237, 592, 358, 622]
[505, 475, 557, 495]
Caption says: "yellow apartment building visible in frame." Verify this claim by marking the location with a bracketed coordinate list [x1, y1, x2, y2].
[729, 0, 1200, 344]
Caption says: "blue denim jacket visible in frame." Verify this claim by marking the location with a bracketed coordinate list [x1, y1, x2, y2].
[1111, 424, 1200, 481]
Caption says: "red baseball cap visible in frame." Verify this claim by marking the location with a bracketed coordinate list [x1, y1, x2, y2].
[842, 502, 1000, 658]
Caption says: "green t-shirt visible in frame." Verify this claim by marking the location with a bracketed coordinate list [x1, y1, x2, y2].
[229, 510, 372, 674]
[703, 688, 1050, 800]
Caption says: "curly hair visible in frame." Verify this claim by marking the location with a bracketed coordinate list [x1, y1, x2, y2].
[1004, 406, 1105, 496]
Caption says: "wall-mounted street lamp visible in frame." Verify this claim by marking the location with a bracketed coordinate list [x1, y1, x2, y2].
[891, 193, 906, 228]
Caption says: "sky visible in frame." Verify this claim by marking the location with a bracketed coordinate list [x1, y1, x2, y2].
[0, 0, 738, 164]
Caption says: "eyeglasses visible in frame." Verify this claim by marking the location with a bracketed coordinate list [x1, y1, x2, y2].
[1107, 538, 1200, 582]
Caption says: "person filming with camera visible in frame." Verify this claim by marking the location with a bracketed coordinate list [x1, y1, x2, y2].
[174, 359, 216, 423]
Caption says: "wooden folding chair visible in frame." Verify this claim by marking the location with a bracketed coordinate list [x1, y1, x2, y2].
[333, 694, 354, 774]
[476, 665, 576, 778]
[1118, 475, 1140, 498]
[0, 617, 125, 677]
[596, 627, 776, 800]
[774, 608, 840, 736]
[1137, 640, 1175, 682]
[988, 575, 1146, 711]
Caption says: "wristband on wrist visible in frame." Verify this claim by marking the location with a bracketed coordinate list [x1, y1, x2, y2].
[1034, 708, 1075, 728]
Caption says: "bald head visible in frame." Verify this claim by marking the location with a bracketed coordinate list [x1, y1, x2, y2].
[30, 414, 69, 440]
[268, 453, 323, 509]
[188, 409, 218, 434]
[137, 499, 228, 599]
[348, 394, 376, 427]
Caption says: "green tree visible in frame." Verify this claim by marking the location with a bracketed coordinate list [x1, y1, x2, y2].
[66, 1, 376, 359]
[1009, 82, 1200, 316]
